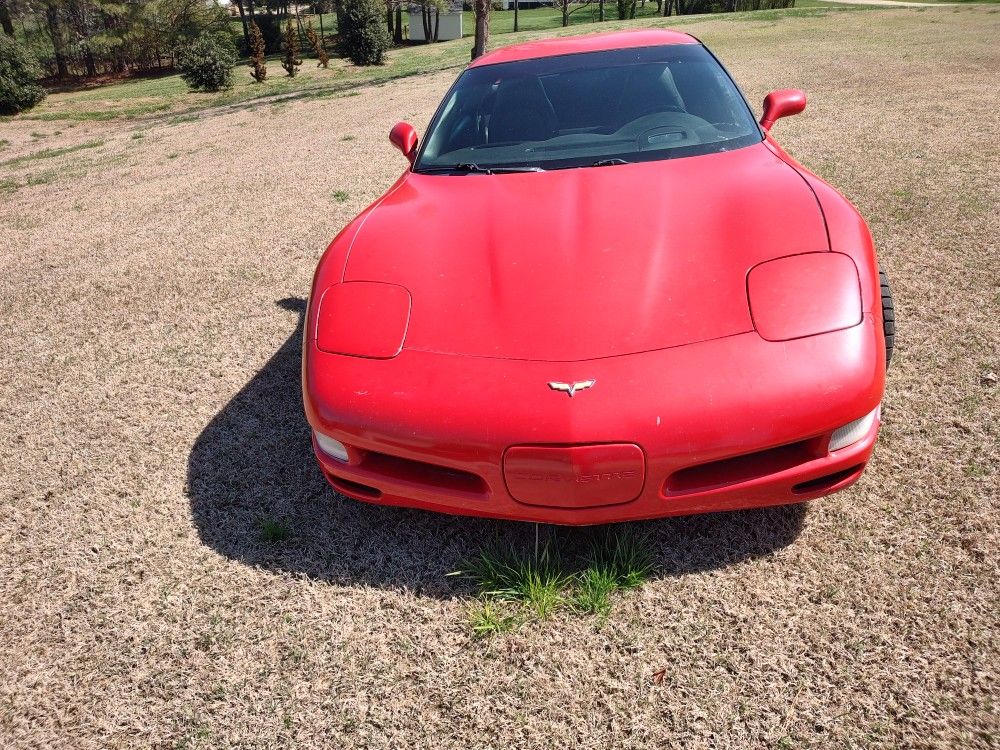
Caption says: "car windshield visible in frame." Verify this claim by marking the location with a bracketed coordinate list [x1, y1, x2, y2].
[414, 44, 761, 173]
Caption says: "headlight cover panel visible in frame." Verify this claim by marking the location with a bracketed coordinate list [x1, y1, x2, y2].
[747, 252, 862, 342]
[315, 281, 411, 358]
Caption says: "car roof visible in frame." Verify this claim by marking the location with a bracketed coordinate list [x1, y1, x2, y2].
[467, 29, 699, 68]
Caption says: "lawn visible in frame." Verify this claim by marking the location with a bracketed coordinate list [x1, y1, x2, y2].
[0, 4, 997, 749]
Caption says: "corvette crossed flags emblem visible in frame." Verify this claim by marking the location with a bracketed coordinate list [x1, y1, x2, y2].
[547, 379, 596, 398]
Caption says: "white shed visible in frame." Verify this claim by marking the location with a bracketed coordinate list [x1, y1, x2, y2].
[408, 3, 463, 41]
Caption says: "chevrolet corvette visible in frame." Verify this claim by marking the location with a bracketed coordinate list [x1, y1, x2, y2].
[303, 29, 893, 524]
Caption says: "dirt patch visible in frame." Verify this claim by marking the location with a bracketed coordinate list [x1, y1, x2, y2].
[0, 7, 997, 749]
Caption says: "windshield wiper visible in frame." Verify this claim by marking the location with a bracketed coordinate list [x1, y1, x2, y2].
[416, 163, 545, 175]
[589, 158, 631, 167]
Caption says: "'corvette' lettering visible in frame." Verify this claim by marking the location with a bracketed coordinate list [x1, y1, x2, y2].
[510, 471, 639, 483]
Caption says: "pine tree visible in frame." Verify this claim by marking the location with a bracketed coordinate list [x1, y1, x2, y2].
[305, 21, 329, 68]
[249, 21, 267, 82]
[281, 20, 302, 77]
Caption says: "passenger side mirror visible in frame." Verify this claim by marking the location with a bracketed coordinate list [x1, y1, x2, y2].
[389, 122, 419, 164]
[759, 89, 807, 131]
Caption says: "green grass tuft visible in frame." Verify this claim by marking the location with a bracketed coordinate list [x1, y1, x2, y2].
[260, 519, 291, 543]
[465, 543, 570, 619]
[458, 529, 657, 634]
[332, 190, 349, 203]
[573, 529, 655, 614]
[468, 601, 520, 637]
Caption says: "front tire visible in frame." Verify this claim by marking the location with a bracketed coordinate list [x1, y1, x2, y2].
[879, 264, 895, 368]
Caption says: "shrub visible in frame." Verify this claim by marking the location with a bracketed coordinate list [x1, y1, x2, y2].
[249, 22, 267, 82]
[281, 20, 302, 77]
[339, 0, 391, 66]
[305, 21, 330, 68]
[177, 33, 237, 92]
[0, 35, 47, 115]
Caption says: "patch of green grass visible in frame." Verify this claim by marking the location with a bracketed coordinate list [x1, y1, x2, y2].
[459, 529, 657, 634]
[573, 530, 655, 614]
[166, 152, 180, 159]
[260, 519, 291, 543]
[341, 134, 355, 141]
[131, 131, 146, 140]
[0, 139, 104, 168]
[468, 600, 521, 637]
[573, 566, 619, 615]
[332, 190, 349, 203]
[25, 102, 173, 122]
[0, 139, 9, 150]
[465, 543, 570, 618]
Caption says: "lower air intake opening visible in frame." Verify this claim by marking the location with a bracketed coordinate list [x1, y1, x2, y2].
[792, 464, 864, 495]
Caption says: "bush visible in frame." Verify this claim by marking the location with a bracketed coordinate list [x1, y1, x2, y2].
[177, 33, 237, 92]
[0, 35, 47, 115]
[281, 20, 302, 77]
[305, 21, 330, 68]
[339, 0, 391, 66]
[248, 21, 267, 82]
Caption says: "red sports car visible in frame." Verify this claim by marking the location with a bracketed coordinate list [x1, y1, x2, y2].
[303, 30, 893, 524]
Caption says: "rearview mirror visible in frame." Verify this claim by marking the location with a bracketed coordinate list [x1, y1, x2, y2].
[389, 122, 419, 164]
[759, 89, 807, 131]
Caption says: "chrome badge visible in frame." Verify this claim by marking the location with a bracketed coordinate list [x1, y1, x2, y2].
[548, 379, 596, 398]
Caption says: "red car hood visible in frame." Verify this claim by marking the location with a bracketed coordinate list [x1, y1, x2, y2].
[344, 143, 826, 361]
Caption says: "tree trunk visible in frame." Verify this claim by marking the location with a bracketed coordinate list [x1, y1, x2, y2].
[513, 0, 518, 31]
[421, 4, 431, 42]
[386, 0, 393, 36]
[471, 0, 488, 60]
[599, 0, 605, 21]
[393, 3, 402, 43]
[0, 0, 15, 37]
[433, 5, 439, 42]
[83, 48, 97, 77]
[45, 3, 69, 79]
[233, 0, 251, 50]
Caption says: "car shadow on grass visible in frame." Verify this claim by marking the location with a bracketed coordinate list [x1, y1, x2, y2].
[186, 297, 806, 598]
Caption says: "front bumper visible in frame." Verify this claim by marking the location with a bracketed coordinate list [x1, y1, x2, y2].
[304, 317, 885, 525]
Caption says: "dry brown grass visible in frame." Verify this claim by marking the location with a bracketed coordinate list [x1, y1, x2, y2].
[1, 7, 998, 748]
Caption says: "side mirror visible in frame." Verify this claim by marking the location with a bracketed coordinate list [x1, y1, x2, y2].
[759, 89, 807, 132]
[389, 122, 419, 164]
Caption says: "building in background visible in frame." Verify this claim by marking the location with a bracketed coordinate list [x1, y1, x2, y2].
[408, 1, 464, 41]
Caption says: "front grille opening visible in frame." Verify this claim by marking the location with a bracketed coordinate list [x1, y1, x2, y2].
[363, 451, 489, 496]
[325, 472, 382, 500]
[792, 464, 864, 495]
[664, 439, 822, 496]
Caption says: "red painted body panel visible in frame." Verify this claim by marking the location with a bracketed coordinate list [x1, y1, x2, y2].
[468, 29, 698, 69]
[302, 32, 887, 524]
[343, 146, 826, 361]
[747, 252, 862, 341]
[315, 281, 411, 358]
[503, 443, 646, 507]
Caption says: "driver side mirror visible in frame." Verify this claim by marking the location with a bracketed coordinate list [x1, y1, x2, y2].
[760, 89, 807, 132]
[389, 122, 419, 164]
